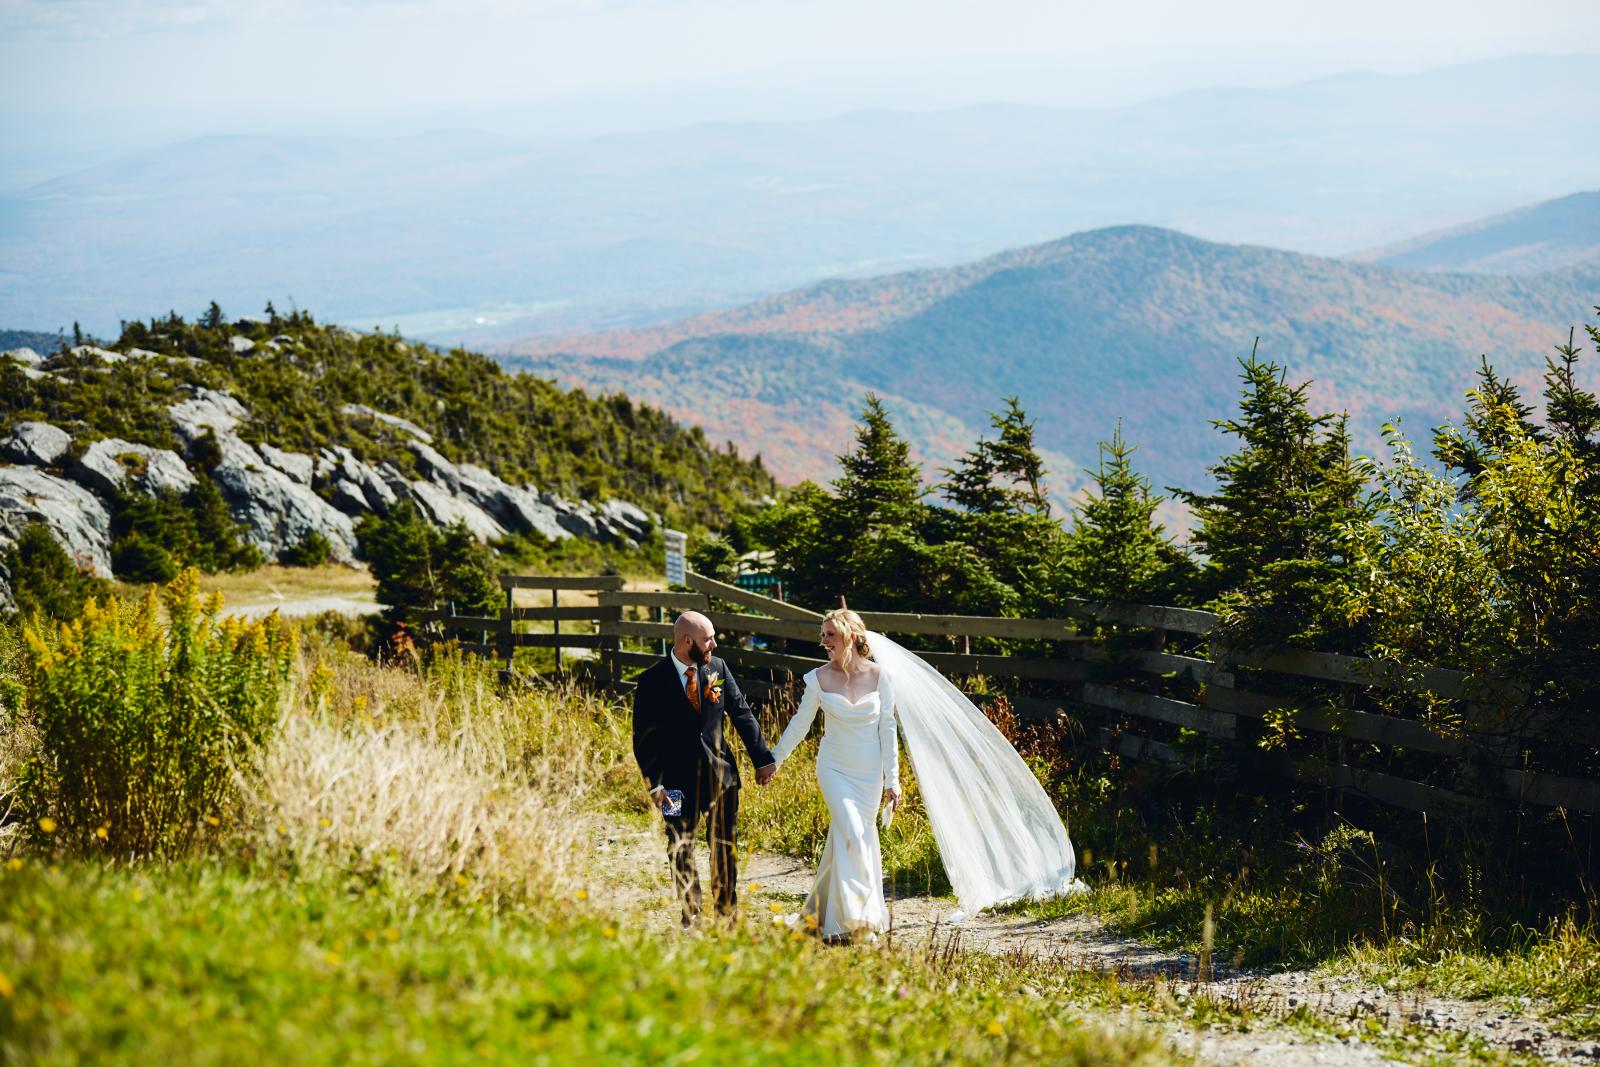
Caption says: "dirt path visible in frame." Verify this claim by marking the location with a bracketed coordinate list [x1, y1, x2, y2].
[587, 819, 1597, 1066]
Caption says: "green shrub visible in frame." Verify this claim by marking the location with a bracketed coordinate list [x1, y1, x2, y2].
[108, 482, 261, 579]
[2, 522, 113, 622]
[20, 568, 295, 855]
[110, 529, 178, 583]
[280, 530, 333, 568]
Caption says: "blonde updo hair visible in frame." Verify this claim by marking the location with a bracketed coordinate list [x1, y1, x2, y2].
[822, 608, 872, 671]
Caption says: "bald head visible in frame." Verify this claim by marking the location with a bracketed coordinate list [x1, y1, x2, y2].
[673, 611, 716, 665]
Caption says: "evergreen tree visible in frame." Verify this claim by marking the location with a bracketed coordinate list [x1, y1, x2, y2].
[202, 302, 224, 329]
[1066, 423, 1194, 604]
[939, 398, 1062, 613]
[1432, 356, 1542, 484]
[1174, 343, 1369, 648]
[833, 394, 925, 537]
[358, 503, 498, 621]
[357, 501, 440, 622]
[435, 521, 500, 613]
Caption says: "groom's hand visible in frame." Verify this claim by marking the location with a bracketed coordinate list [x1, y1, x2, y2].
[649, 786, 668, 810]
[755, 763, 777, 787]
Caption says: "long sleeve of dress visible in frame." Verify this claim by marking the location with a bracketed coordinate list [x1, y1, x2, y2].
[878, 670, 900, 791]
[770, 673, 821, 766]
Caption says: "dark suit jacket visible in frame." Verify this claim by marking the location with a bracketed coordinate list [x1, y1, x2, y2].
[632, 654, 774, 801]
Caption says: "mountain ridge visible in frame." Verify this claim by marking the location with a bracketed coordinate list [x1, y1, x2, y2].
[504, 224, 1600, 496]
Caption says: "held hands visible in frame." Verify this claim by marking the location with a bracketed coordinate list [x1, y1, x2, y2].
[650, 786, 669, 812]
[755, 763, 777, 787]
[882, 786, 901, 812]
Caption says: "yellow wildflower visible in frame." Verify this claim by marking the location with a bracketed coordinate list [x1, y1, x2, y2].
[602, 927, 617, 938]
[7, 858, 23, 870]
[204, 816, 220, 827]
[37, 817, 56, 834]
[986, 1020, 1004, 1037]
[768, 902, 783, 914]
[574, 888, 589, 901]
[455, 874, 469, 887]
[94, 826, 108, 840]
[384, 928, 400, 942]
[325, 951, 343, 966]
[0, 972, 13, 998]
[362, 930, 377, 942]
[319, 818, 331, 828]
[721, 953, 736, 966]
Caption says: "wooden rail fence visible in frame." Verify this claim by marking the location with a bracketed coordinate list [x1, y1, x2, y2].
[416, 571, 1600, 819]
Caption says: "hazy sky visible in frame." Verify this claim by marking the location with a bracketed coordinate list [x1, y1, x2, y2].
[1, 0, 1596, 190]
[4, 0, 1596, 111]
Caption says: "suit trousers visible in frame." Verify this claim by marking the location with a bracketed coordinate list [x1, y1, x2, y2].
[663, 775, 740, 926]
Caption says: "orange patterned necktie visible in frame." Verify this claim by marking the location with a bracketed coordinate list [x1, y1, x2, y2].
[684, 664, 701, 712]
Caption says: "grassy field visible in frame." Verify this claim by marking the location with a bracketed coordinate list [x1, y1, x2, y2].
[0, 857, 1192, 1066]
[0, 585, 1590, 1065]
[0, 621, 1182, 1066]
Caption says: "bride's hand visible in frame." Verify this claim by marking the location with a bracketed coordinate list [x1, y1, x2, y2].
[883, 786, 900, 811]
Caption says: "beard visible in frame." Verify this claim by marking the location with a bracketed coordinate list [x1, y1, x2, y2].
[687, 643, 709, 665]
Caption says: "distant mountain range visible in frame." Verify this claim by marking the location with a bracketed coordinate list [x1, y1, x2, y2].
[505, 223, 1600, 498]
[1357, 190, 1600, 274]
[2, 54, 1596, 343]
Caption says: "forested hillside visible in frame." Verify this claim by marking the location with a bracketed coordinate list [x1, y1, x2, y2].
[1, 306, 775, 530]
[510, 225, 1600, 491]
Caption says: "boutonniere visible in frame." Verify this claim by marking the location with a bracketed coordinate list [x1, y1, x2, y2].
[703, 671, 724, 703]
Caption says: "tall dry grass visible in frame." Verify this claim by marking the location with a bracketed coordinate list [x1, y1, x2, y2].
[241, 646, 637, 911]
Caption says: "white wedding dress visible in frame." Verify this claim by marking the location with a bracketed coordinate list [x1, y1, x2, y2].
[770, 665, 898, 937]
[770, 633, 1087, 939]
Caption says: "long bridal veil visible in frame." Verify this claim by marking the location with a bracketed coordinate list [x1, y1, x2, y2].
[867, 630, 1088, 915]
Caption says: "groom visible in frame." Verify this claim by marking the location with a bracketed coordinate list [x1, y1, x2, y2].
[632, 611, 776, 926]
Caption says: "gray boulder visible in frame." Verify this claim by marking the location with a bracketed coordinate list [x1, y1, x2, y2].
[209, 448, 358, 563]
[456, 464, 570, 542]
[405, 479, 507, 542]
[229, 335, 256, 354]
[329, 479, 374, 515]
[259, 443, 314, 485]
[167, 388, 358, 563]
[317, 446, 397, 514]
[0, 422, 71, 467]
[1, 347, 42, 366]
[556, 508, 599, 540]
[339, 403, 434, 444]
[601, 498, 654, 540]
[0, 465, 113, 577]
[170, 387, 248, 440]
[70, 344, 123, 364]
[72, 439, 197, 498]
[408, 440, 460, 493]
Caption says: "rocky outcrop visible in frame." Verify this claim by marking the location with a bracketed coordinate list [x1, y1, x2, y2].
[0, 466, 112, 577]
[1, 347, 42, 367]
[0, 387, 659, 594]
[259, 443, 314, 486]
[71, 439, 197, 498]
[69, 344, 123, 364]
[406, 479, 507, 542]
[1, 422, 70, 467]
[456, 464, 570, 542]
[168, 387, 358, 563]
[340, 403, 434, 444]
[315, 446, 397, 514]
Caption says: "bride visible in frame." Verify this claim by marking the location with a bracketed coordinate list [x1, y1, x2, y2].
[768, 608, 1085, 941]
